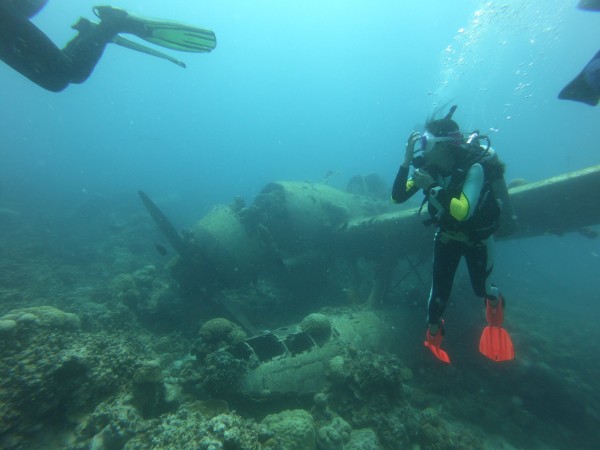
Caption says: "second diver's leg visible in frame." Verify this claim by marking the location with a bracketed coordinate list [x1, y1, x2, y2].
[61, 18, 117, 85]
[0, 4, 72, 91]
[0, 4, 116, 91]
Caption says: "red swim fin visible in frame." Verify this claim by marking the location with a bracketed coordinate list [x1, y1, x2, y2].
[479, 297, 515, 361]
[479, 326, 515, 362]
[424, 340, 451, 364]
[424, 321, 451, 364]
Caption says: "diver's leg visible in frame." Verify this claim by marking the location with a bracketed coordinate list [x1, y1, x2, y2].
[62, 18, 116, 85]
[465, 237, 498, 300]
[465, 237, 505, 326]
[427, 233, 462, 331]
[0, 5, 116, 91]
[0, 4, 72, 91]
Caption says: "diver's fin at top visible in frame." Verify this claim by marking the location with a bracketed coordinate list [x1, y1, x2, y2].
[578, 0, 600, 11]
[94, 6, 217, 53]
[558, 51, 600, 107]
[558, 72, 599, 106]
[112, 35, 186, 68]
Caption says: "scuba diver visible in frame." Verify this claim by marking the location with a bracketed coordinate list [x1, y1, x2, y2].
[0, 1, 216, 92]
[391, 105, 515, 364]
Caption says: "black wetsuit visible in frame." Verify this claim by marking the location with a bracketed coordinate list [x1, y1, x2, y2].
[0, 0, 115, 92]
[391, 149, 501, 326]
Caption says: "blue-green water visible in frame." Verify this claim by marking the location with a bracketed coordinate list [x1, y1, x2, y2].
[1, 1, 599, 449]
[2, 1, 598, 217]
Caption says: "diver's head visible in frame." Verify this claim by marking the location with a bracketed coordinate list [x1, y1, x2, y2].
[412, 105, 464, 172]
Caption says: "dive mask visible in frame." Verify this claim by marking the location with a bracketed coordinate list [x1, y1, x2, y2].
[411, 131, 464, 168]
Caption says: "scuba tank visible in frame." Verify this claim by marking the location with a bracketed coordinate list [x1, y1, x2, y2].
[464, 130, 517, 236]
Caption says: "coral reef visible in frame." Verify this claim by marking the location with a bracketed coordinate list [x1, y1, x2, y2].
[1, 183, 599, 450]
[201, 351, 248, 396]
[131, 360, 173, 418]
[130, 408, 260, 449]
[261, 409, 316, 450]
[299, 313, 332, 344]
[109, 266, 184, 332]
[0, 305, 163, 449]
[345, 428, 381, 450]
[0, 305, 80, 331]
[326, 349, 406, 405]
[316, 416, 352, 450]
[76, 398, 151, 449]
[194, 318, 248, 360]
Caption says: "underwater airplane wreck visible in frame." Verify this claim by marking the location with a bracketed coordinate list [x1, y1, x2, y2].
[139, 164, 600, 397]
[140, 164, 600, 302]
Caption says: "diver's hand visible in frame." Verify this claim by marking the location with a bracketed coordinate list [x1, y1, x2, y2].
[402, 131, 421, 167]
[412, 168, 435, 190]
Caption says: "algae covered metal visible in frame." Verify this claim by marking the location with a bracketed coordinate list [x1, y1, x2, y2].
[139, 165, 600, 305]
[216, 309, 396, 397]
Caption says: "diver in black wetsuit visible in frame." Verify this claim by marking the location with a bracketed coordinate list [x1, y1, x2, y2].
[0, 0, 216, 92]
[391, 105, 515, 364]
[0, 0, 121, 92]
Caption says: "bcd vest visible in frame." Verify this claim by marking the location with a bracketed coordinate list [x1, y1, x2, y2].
[426, 145, 503, 241]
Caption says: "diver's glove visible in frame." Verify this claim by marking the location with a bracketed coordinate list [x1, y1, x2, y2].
[403, 131, 421, 167]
